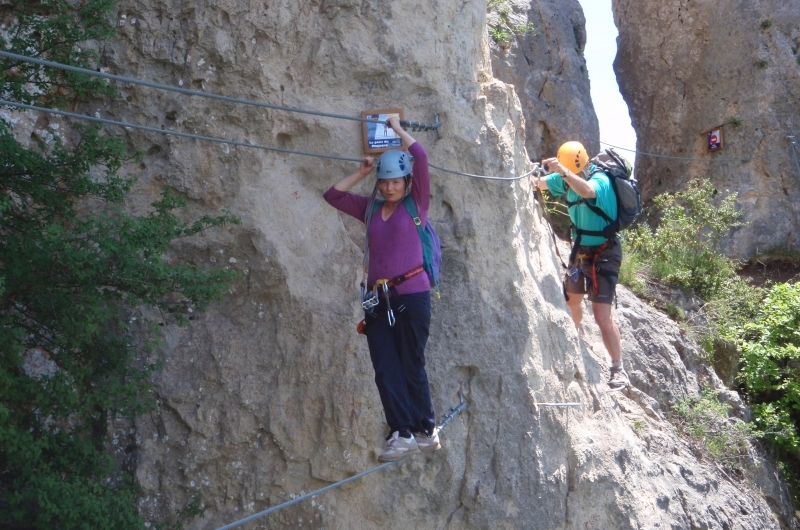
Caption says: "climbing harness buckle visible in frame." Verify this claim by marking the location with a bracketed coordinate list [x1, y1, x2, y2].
[377, 279, 395, 327]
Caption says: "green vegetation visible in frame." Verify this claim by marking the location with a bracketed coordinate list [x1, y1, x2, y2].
[672, 388, 758, 467]
[489, 27, 513, 48]
[0, 0, 238, 527]
[725, 116, 742, 127]
[736, 283, 800, 492]
[539, 189, 572, 240]
[487, 0, 537, 49]
[757, 59, 769, 69]
[621, 180, 756, 328]
[760, 19, 772, 29]
[621, 178, 800, 502]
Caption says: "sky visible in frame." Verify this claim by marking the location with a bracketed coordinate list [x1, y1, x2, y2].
[577, 0, 638, 161]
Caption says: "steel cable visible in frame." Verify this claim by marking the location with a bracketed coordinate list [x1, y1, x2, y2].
[0, 51, 439, 130]
[0, 99, 366, 162]
[599, 140, 792, 162]
[0, 99, 533, 180]
[214, 395, 468, 530]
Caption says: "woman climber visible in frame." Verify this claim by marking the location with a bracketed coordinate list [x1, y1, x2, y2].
[323, 116, 439, 462]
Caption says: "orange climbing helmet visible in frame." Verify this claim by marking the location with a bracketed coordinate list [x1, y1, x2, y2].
[557, 141, 589, 174]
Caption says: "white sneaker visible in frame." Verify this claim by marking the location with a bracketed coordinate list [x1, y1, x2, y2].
[608, 367, 630, 390]
[413, 428, 441, 453]
[378, 431, 420, 462]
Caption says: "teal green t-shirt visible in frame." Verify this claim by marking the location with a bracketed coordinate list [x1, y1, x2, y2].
[544, 166, 617, 247]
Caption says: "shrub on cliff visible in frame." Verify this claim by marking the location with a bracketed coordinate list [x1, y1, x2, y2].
[620, 179, 760, 336]
[621, 179, 800, 502]
[736, 282, 800, 496]
[0, 0, 237, 527]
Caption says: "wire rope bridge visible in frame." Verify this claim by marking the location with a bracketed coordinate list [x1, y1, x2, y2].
[2, 50, 795, 525]
[212, 394, 468, 530]
[210, 396, 582, 529]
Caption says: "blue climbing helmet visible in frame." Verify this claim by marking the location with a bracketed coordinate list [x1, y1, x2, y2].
[375, 149, 412, 180]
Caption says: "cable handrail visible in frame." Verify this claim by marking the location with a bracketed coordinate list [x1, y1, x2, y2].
[0, 99, 365, 163]
[0, 51, 440, 131]
[430, 162, 536, 181]
[599, 140, 792, 162]
[0, 99, 533, 181]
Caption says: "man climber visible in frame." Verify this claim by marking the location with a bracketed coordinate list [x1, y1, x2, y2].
[535, 141, 629, 390]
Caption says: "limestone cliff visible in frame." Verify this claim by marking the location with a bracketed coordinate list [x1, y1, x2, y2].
[488, 0, 600, 161]
[613, 0, 800, 258]
[23, 0, 791, 527]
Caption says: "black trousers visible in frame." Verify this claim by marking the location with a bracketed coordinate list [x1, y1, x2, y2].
[364, 291, 436, 436]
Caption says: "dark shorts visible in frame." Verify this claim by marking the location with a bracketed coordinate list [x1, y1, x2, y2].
[564, 237, 622, 304]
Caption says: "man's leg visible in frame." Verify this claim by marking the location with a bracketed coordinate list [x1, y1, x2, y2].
[565, 291, 584, 329]
[591, 302, 621, 362]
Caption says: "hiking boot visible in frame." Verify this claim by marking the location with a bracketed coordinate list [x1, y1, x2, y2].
[608, 367, 630, 390]
[413, 428, 441, 453]
[378, 431, 419, 462]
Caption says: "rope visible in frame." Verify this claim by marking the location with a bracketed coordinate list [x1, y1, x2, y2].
[0, 99, 535, 181]
[599, 140, 792, 162]
[0, 51, 440, 131]
[214, 395, 468, 530]
[526, 164, 568, 269]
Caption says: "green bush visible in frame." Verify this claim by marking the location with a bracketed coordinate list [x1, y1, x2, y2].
[737, 283, 800, 452]
[623, 179, 800, 501]
[489, 26, 512, 48]
[736, 282, 800, 504]
[621, 179, 760, 335]
[486, 0, 535, 48]
[0, 0, 238, 527]
[672, 388, 758, 465]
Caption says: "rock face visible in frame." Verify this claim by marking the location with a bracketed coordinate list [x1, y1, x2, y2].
[32, 0, 791, 528]
[613, 0, 800, 258]
[488, 0, 600, 161]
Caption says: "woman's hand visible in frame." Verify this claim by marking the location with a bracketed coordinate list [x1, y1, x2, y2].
[386, 116, 402, 133]
[386, 115, 416, 147]
[333, 157, 376, 192]
[358, 157, 376, 178]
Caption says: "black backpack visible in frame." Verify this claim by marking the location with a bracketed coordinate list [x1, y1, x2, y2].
[563, 148, 641, 267]
[566, 148, 641, 241]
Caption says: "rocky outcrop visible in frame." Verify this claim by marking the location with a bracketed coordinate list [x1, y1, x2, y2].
[9, 0, 788, 527]
[613, 0, 800, 258]
[488, 0, 600, 161]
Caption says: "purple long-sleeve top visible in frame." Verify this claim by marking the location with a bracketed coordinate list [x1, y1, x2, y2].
[324, 142, 430, 295]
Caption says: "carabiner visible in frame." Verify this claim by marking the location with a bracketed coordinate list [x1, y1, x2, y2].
[378, 280, 395, 327]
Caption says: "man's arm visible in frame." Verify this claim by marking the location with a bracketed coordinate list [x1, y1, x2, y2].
[540, 157, 596, 199]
